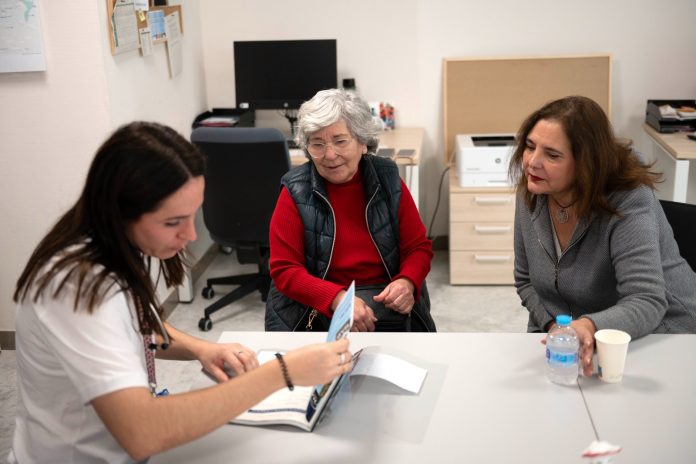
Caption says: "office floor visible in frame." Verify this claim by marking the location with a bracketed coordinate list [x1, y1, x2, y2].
[0, 250, 527, 457]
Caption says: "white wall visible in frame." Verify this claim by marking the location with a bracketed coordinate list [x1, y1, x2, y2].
[0, 1, 110, 334]
[0, 0, 210, 334]
[200, 0, 696, 237]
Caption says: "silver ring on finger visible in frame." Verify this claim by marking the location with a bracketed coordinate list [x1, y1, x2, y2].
[339, 352, 345, 365]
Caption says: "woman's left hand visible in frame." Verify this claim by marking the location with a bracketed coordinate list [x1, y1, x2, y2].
[197, 342, 259, 382]
[373, 278, 415, 314]
[571, 318, 597, 377]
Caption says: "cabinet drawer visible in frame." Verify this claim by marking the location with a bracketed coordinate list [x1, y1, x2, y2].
[450, 222, 514, 250]
[450, 192, 515, 222]
[449, 251, 514, 285]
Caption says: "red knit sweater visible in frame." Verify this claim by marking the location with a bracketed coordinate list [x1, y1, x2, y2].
[269, 169, 432, 318]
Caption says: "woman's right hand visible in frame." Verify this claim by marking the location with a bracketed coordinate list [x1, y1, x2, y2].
[282, 339, 352, 386]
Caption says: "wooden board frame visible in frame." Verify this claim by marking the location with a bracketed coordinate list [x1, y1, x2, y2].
[442, 55, 611, 164]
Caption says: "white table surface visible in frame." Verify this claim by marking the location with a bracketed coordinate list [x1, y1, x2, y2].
[152, 332, 598, 463]
[578, 334, 696, 464]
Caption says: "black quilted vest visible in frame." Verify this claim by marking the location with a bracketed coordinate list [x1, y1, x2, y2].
[265, 155, 435, 331]
[286, 155, 401, 278]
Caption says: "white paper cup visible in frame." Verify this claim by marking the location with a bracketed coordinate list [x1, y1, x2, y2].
[595, 329, 631, 383]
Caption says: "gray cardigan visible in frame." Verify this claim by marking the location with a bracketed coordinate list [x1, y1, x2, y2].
[514, 185, 696, 338]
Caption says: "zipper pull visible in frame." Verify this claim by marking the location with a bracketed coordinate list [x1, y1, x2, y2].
[306, 309, 318, 330]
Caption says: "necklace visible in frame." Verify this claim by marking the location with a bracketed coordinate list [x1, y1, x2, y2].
[550, 196, 576, 224]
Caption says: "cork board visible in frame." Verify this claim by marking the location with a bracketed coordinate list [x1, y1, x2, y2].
[134, 5, 184, 43]
[443, 55, 611, 164]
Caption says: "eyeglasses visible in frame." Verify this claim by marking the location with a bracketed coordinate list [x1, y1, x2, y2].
[306, 136, 353, 159]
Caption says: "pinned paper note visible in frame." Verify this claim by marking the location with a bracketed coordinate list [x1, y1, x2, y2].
[163, 11, 182, 77]
[138, 27, 152, 56]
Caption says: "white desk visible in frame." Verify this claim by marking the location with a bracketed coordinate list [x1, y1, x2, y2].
[290, 128, 424, 210]
[153, 332, 696, 463]
[152, 332, 597, 463]
[643, 124, 696, 203]
[578, 334, 696, 463]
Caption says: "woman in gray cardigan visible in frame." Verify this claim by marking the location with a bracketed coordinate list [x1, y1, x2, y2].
[509, 96, 696, 376]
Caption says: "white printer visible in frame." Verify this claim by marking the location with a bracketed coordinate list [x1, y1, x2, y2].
[455, 134, 516, 187]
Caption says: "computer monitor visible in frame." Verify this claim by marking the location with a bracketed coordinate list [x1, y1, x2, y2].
[233, 39, 337, 110]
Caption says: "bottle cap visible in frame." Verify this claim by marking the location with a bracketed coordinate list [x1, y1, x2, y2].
[556, 314, 572, 326]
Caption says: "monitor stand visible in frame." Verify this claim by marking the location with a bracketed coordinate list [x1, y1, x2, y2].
[283, 110, 298, 137]
[283, 110, 299, 148]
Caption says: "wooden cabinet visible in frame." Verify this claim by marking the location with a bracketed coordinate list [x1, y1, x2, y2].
[449, 170, 515, 284]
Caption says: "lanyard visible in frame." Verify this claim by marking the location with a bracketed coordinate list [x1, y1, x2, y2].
[142, 334, 169, 397]
[142, 334, 159, 397]
[135, 297, 169, 398]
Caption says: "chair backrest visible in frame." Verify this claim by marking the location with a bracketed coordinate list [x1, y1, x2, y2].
[191, 127, 291, 249]
[659, 199, 696, 272]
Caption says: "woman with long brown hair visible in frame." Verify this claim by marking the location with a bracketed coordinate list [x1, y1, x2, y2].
[510, 96, 696, 377]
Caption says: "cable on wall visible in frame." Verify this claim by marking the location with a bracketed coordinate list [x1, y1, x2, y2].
[427, 165, 451, 240]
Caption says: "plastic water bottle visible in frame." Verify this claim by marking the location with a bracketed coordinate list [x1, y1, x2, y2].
[546, 315, 579, 385]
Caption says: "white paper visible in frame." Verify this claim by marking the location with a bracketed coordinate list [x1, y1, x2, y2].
[0, 0, 46, 72]
[111, 0, 139, 55]
[350, 351, 427, 394]
[134, 0, 148, 11]
[138, 27, 152, 56]
[163, 11, 182, 78]
[239, 351, 313, 417]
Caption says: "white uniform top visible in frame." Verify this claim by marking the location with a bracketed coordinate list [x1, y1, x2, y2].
[10, 264, 149, 464]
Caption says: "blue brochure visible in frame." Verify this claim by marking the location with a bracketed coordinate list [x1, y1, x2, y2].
[305, 281, 355, 424]
[326, 281, 355, 343]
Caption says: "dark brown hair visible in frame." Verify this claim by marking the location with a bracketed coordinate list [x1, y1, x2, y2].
[14, 122, 206, 335]
[508, 96, 660, 218]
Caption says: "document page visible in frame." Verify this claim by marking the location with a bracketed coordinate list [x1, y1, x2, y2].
[163, 11, 182, 77]
[111, 0, 139, 54]
[351, 350, 427, 394]
[234, 351, 314, 426]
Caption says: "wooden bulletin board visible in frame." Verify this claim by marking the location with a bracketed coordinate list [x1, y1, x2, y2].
[107, 1, 183, 55]
[442, 55, 611, 164]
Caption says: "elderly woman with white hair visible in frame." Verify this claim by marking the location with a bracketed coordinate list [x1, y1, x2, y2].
[265, 89, 436, 333]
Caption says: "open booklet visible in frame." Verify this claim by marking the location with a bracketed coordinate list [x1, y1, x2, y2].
[198, 281, 428, 432]
[232, 281, 356, 431]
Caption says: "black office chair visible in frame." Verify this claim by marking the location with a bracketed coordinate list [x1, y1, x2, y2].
[659, 199, 696, 272]
[191, 127, 291, 331]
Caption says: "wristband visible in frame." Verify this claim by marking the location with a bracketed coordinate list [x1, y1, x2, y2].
[275, 352, 294, 391]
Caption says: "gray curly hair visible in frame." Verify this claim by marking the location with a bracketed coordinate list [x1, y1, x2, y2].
[295, 88, 380, 153]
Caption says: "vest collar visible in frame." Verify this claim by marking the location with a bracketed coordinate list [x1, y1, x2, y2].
[309, 154, 380, 197]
